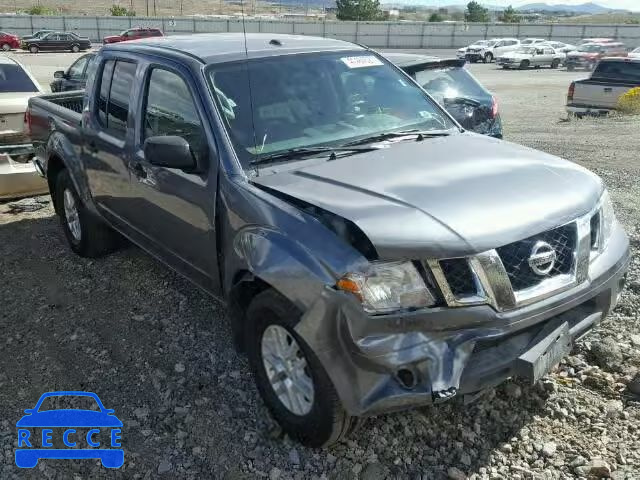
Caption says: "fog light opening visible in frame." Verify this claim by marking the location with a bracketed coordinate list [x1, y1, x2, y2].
[396, 367, 418, 390]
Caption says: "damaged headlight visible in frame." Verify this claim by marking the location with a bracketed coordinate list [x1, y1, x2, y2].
[337, 261, 436, 314]
[599, 189, 616, 252]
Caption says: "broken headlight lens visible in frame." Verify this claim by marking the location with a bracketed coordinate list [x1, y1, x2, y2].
[337, 261, 436, 314]
[599, 189, 616, 252]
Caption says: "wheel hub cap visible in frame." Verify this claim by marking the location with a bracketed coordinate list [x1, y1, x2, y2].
[261, 325, 314, 416]
[63, 188, 81, 242]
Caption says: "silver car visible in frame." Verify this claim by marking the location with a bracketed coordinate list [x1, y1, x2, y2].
[497, 46, 565, 69]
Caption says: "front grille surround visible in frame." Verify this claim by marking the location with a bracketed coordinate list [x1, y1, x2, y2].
[428, 209, 596, 312]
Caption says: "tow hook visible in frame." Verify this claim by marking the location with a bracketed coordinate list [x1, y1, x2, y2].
[432, 387, 457, 404]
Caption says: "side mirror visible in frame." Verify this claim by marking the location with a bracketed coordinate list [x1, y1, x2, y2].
[144, 135, 196, 170]
[54, 70, 66, 79]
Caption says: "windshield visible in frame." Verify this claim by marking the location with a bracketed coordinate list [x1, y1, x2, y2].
[37, 395, 100, 412]
[414, 66, 488, 103]
[578, 44, 603, 53]
[471, 41, 489, 47]
[207, 51, 454, 167]
[0, 64, 38, 93]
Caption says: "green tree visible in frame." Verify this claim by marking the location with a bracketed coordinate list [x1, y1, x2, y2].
[110, 4, 136, 16]
[336, 0, 382, 21]
[464, 1, 489, 22]
[499, 5, 520, 23]
[429, 12, 444, 22]
[25, 5, 55, 15]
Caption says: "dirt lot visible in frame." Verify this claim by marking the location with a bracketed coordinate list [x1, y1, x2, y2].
[1, 54, 639, 479]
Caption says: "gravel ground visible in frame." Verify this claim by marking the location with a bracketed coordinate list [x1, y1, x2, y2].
[1, 60, 639, 479]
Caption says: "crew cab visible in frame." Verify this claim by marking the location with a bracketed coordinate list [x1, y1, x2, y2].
[567, 57, 640, 116]
[28, 34, 630, 447]
[102, 27, 163, 44]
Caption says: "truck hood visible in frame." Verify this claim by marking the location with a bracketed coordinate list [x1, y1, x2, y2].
[252, 134, 602, 259]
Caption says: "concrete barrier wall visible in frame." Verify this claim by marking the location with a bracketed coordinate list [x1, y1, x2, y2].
[1, 15, 639, 48]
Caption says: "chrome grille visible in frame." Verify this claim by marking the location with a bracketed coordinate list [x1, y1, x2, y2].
[496, 224, 577, 291]
[439, 259, 475, 297]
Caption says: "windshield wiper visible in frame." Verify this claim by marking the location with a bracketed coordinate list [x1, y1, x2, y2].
[249, 145, 377, 166]
[341, 129, 454, 147]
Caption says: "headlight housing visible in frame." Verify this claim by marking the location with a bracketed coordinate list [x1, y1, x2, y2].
[599, 189, 616, 252]
[337, 261, 436, 314]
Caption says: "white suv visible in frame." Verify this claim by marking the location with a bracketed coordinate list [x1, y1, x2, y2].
[460, 38, 520, 63]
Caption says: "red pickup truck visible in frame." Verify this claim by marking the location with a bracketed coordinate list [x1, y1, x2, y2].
[102, 27, 163, 44]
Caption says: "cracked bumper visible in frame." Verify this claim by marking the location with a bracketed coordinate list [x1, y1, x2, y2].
[295, 225, 630, 416]
[0, 145, 48, 200]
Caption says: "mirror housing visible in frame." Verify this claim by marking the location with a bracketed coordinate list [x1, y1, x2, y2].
[143, 136, 197, 170]
[54, 70, 66, 79]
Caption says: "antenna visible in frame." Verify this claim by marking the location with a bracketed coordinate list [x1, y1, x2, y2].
[239, 0, 259, 175]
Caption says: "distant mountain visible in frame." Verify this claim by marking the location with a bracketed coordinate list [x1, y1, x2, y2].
[516, 2, 625, 14]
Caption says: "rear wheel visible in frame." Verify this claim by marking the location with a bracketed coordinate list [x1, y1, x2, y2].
[246, 289, 357, 447]
[71, 44, 80, 53]
[567, 64, 575, 71]
[1, 43, 10, 51]
[29, 45, 38, 54]
[551, 59, 560, 69]
[519, 60, 530, 69]
[483, 52, 493, 63]
[55, 170, 121, 258]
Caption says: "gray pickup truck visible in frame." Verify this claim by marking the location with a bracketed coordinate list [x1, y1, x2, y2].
[567, 57, 640, 116]
[28, 34, 630, 447]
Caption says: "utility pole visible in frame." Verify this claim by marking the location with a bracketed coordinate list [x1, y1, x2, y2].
[146, 0, 149, 16]
[153, 0, 157, 16]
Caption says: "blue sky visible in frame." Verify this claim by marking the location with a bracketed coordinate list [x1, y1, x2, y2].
[381, 1, 640, 11]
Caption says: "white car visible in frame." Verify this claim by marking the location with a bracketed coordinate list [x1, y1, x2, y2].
[460, 38, 520, 63]
[543, 41, 577, 54]
[496, 46, 564, 70]
[0, 56, 47, 199]
[630, 47, 640, 59]
[456, 40, 491, 60]
[520, 38, 547, 46]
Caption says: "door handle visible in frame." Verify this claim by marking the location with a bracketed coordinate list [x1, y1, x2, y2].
[131, 162, 147, 179]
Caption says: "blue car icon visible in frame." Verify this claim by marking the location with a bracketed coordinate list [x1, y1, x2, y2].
[15, 391, 123, 468]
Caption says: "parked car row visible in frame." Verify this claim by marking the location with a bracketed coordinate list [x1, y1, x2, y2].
[0, 26, 165, 52]
[24, 33, 630, 448]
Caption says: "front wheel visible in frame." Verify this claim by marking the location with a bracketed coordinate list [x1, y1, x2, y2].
[246, 289, 357, 447]
[551, 59, 560, 69]
[483, 52, 493, 63]
[519, 60, 530, 69]
[1, 43, 10, 51]
[55, 170, 121, 257]
[71, 44, 80, 53]
[29, 45, 38, 53]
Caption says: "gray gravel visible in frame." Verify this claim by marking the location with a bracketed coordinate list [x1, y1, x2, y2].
[1, 62, 639, 479]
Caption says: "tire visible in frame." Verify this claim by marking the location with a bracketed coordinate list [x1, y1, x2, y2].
[567, 65, 575, 72]
[55, 170, 121, 258]
[519, 60, 530, 70]
[483, 52, 493, 63]
[71, 44, 80, 53]
[1, 43, 10, 51]
[29, 45, 38, 54]
[246, 289, 356, 447]
[551, 59, 560, 69]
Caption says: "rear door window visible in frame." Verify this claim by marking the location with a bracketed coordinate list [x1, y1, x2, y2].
[96, 59, 137, 137]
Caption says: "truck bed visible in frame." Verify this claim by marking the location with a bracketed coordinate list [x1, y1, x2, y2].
[571, 78, 639, 110]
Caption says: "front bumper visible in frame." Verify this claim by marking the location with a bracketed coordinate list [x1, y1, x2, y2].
[295, 224, 630, 416]
[465, 53, 484, 62]
[0, 145, 48, 200]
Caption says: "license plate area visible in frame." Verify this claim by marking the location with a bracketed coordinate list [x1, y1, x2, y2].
[515, 321, 572, 384]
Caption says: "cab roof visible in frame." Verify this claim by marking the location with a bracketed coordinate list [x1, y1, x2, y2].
[107, 33, 364, 64]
